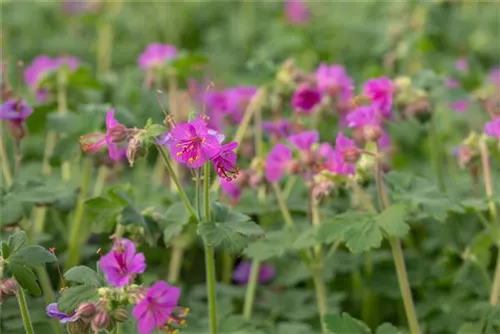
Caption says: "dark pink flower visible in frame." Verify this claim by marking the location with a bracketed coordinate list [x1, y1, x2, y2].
[449, 100, 469, 113]
[132, 281, 181, 334]
[284, 0, 311, 25]
[0, 99, 33, 123]
[485, 118, 500, 138]
[265, 143, 292, 182]
[455, 58, 469, 73]
[233, 261, 275, 284]
[345, 105, 381, 128]
[168, 118, 221, 168]
[99, 238, 146, 287]
[138, 43, 178, 70]
[333, 132, 357, 175]
[315, 63, 353, 97]
[212, 141, 239, 181]
[291, 85, 322, 114]
[288, 130, 318, 152]
[80, 109, 128, 160]
[362, 77, 394, 118]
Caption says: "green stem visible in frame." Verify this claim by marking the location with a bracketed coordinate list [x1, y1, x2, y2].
[168, 242, 184, 283]
[222, 251, 233, 284]
[203, 163, 218, 334]
[33, 206, 48, 236]
[311, 265, 328, 334]
[271, 182, 296, 230]
[57, 70, 71, 182]
[429, 115, 445, 192]
[115, 322, 122, 334]
[156, 145, 197, 219]
[0, 133, 13, 187]
[35, 267, 64, 334]
[65, 158, 92, 270]
[243, 259, 260, 320]
[92, 165, 108, 197]
[490, 247, 500, 305]
[16, 287, 34, 334]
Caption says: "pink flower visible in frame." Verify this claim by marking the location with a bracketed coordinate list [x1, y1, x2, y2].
[0, 99, 33, 124]
[233, 261, 275, 284]
[265, 143, 292, 182]
[262, 120, 294, 139]
[99, 238, 146, 287]
[291, 85, 322, 114]
[378, 129, 392, 151]
[489, 67, 500, 86]
[445, 77, 460, 89]
[132, 281, 181, 334]
[315, 63, 353, 97]
[485, 118, 500, 138]
[449, 100, 469, 113]
[212, 141, 239, 181]
[455, 58, 469, 73]
[362, 77, 394, 118]
[284, 0, 311, 25]
[168, 118, 221, 168]
[220, 177, 241, 202]
[287, 130, 318, 152]
[345, 105, 381, 128]
[225, 87, 257, 122]
[333, 132, 357, 175]
[24, 55, 79, 89]
[138, 43, 178, 70]
[80, 109, 128, 160]
[316, 143, 336, 172]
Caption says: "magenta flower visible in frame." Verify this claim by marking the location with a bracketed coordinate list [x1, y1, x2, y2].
[449, 100, 469, 113]
[315, 63, 353, 97]
[262, 120, 294, 139]
[378, 129, 392, 151]
[291, 85, 322, 114]
[25, 55, 79, 89]
[316, 142, 336, 172]
[284, 0, 311, 25]
[455, 58, 469, 73]
[226, 87, 257, 121]
[233, 261, 275, 284]
[265, 143, 292, 182]
[220, 177, 242, 202]
[333, 132, 357, 175]
[0, 99, 33, 123]
[288, 130, 318, 152]
[99, 238, 146, 287]
[132, 281, 181, 334]
[485, 118, 500, 138]
[445, 77, 460, 89]
[489, 67, 500, 86]
[80, 109, 128, 160]
[362, 77, 394, 118]
[212, 141, 239, 181]
[46, 303, 79, 324]
[345, 105, 381, 128]
[167, 118, 221, 168]
[138, 43, 178, 70]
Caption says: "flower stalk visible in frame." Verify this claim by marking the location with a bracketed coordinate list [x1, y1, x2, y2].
[0, 134, 13, 187]
[16, 286, 35, 334]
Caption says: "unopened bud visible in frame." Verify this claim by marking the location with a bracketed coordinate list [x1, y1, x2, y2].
[108, 124, 128, 142]
[126, 135, 144, 167]
[363, 125, 382, 142]
[67, 319, 90, 334]
[91, 310, 111, 332]
[134, 287, 148, 304]
[342, 148, 361, 164]
[6, 121, 26, 142]
[1, 279, 18, 295]
[112, 308, 128, 323]
[286, 160, 301, 175]
[76, 302, 96, 319]
[312, 181, 334, 201]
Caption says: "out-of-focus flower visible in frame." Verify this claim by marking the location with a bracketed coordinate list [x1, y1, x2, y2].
[166, 118, 221, 168]
[316, 142, 336, 172]
[291, 85, 322, 114]
[333, 132, 358, 175]
[62, 0, 101, 15]
[378, 129, 392, 151]
[132, 281, 180, 334]
[265, 143, 293, 182]
[138, 43, 178, 70]
[489, 67, 500, 86]
[484, 118, 500, 138]
[220, 177, 242, 202]
[212, 141, 239, 181]
[226, 86, 257, 122]
[445, 77, 460, 89]
[0, 99, 33, 123]
[362, 77, 394, 118]
[262, 120, 294, 140]
[46, 303, 79, 323]
[233, 261, 275, 284]
[284, 0, 310, 25]
[288, 130, 318, 152]
[99, 238, 146, 287]
[80, 109, 129, 160]
[455, 58, 469, 73]
[315, 63, 353, 97]
[449, 100, 469, 113]
[346, 105, 381, 128]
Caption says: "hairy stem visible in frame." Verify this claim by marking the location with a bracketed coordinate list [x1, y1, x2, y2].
[0, 134, 13, 187]
[243, 259, 260, 320]
[92, 165, 108, 197]
[16, 287, 34, 334]
[311, 265, 328, 334]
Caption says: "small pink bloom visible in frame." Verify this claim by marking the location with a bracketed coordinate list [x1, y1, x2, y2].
[363, 77, 394, 118]
[291, 85, 322, 114]
[233, 261, 275, 284]
[138, 43, 178, 70]
[226, 87, 257, 122]
[212, 141, 239, 181]
[378, 129, 392, 151]
[449, 100, 469, 113]
[345, 105, 381, 128]
[315, 63, 353, 97]
[220, 177, 241, 202]
[455, 58, 469, 73]
[132, 281, 180, 334]
[287, 130, 318, 152]
[262, 120, 294, 139]
[485, 118, 500, 138]
[445, 77, 460, 88]
[333, 132, 357, 175]
[316, 142, 336, 172]
[265, 143, 292, 182]
[99, 239, 146, 287]
[284, 0, 311, 25]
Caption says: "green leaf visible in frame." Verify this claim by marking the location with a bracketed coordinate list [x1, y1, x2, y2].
[46, 112, 81, 134]
[457, 322, 483, 334]
[162, 202, 192, 243]
[7, 231, 28, 256]
[324, 313, 371, 334]
[376, 323, 404, 334]
[0, 194, 24, 226]
[49, 135, 81, 166]
[10, 263, 41, 296]
[244, 230, 296, 261]
[58, 285, 98, 314]
[144, 124, 166, 138]
[198, 222, 246, 253]
[64, 266, 103, 287]
[25, 103, 56, 134]
[9, 246, 57, 267]
[213, 202, 252, 224]
[1, 242, 9, 258]
[120, 205, 146, 226]
[375, 204, 410, 237]
[85, 197, 123, 233]
[67, 66, 102, 90]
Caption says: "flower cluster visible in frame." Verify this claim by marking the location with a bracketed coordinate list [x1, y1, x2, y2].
[205, 86, 257, 127]
[47, 239, 186, 334]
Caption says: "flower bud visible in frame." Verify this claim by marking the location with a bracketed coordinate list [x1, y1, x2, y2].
[312, 181, 334, 201]
[67, 319, 89, 334]
[111, 308, 128, 323]
[6, 121, 26, 142]
[134, 287, 148, 304]
[1, 279, 18, 295]
[108, 124, 128, 143]
[286, 160, 301, 175]
[91, 310, 111, 332]
[342, 147, 361, 164]
[363, 125, 382, 142]
[126, 135, 145, 167]
[76, 302, 96, 320]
